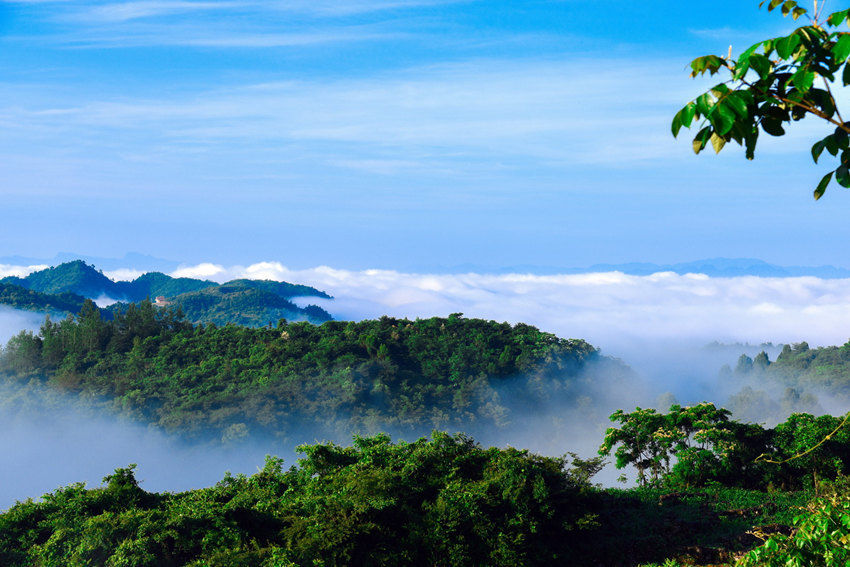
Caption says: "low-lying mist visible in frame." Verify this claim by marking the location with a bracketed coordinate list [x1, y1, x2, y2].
[1, 263, 850, 504]
[0, 380, 306, 510]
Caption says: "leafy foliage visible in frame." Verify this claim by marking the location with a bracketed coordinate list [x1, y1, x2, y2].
[738, 477, 850, 566]
[0, 283, 88, 317]
[600, 404, 850, 490]
[727, 342, 850, 408]
[0, 306, 604, 443]
[153, 283, 332, 326]
[0, 433, 597, 567]
[673, 1, 850, 199]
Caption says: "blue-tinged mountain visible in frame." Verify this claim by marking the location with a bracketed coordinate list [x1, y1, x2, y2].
[428, 257, 850, 278]
[0, 260, 333, 325]
[0, 260, 218, 300]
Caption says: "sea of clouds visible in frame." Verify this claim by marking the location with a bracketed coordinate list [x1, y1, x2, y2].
[100, 261, 850, 350]
[5, 259, 850, 351]
[2, 261, 850, 501]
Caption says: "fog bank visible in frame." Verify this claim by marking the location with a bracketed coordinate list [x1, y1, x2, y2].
[157, 262, 850, 351]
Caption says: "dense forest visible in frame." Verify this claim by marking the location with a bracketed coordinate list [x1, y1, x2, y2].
[0, 428, 837, 566]
[0, 302, 609, 443]
[151, 282, 332, 327]
[720, 341, 850, 421]
[4, 298, 850, 564]
[3, 301, 850, 563]
[0, 283, 88, 316]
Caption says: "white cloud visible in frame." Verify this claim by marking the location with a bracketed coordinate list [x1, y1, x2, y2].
[82, 1, 240, 22]
[0, 57, 700, 180]
[0, 264, 48, 278]
[167, 261, 850, 351]
[103, 268, 146, 281]
[7, 258, 850, 352]
[56, 0, 465, 23]
[172, 262, 226, 279]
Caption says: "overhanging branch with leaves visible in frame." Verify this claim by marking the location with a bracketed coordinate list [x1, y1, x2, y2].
[673, 1, 850, 199]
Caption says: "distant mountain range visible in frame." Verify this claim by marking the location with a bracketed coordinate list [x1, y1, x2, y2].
[0, 252, 182, 272]
[0, 261, 333, 325]
[5, 253, 850, 278]
[430, 258, 850, 278]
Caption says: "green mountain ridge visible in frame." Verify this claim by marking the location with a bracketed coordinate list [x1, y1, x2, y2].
[0, 260, 333, 325]
[0, 260, 331, 302]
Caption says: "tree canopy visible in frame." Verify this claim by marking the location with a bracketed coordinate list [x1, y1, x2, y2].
[673, 1, 850, 199]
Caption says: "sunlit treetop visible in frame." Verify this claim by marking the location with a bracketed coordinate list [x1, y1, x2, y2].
[673, 0, 850, 199]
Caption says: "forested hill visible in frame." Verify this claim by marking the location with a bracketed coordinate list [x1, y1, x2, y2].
[109, 284, 333, 326]
[727, 341, 850, 405]
[0, 283, 88, 316]
[0, 307, 617, 443]
[0, 260, 333, 325]
[0, 260, 330, 302]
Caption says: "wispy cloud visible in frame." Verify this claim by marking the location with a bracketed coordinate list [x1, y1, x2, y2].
[0, 57, 700, 176]
[10, 0, 467, 26]
[2, 0, 446, 50]
[74, 1, 238, 23]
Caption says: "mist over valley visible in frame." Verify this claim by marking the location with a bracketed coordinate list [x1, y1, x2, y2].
[0, 258, 847, 511]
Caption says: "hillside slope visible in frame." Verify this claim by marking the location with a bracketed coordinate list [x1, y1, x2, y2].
[0, 261, 333, 325]
[0, 311, 621, 443]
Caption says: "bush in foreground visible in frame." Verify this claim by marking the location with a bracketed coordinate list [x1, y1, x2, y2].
[0, 433, 595, 566]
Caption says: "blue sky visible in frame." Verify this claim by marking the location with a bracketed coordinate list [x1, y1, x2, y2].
[1, 0, 848, 270]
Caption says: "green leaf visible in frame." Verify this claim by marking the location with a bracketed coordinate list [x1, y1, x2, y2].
[761, 118, 785, 136]
[808, 88, 836, 118]
[780, 0, 796, 16]
[736, 90, 755, 106]
[690, 55, 725, 77]
[732, 61, 751, 80]
[833, 34, 850, 63]
[814, 172, 832, 200]
[725, 93, 749, 118]
[696, 93, 715, 116]
[710, 133, 727, 153]
[712, 104, 736, 136]
[776, 34, 801, 59]
[792, 68, 815, 92]
[825, 134, 840, 156]
[812, 139, 827, 163]
[672, 110, 683, 137]
[738, 44, 758, 64]
[681, 102, 696, 128]
[692, 127, 711, 154]
[710, 83, 730, 97]
[828, 9, 850, 27]
[749, 54, 772, 78]
[844, 62, 850, 86]
[792, 6, 807, 20]
[745, 129, 759, 160]
[835, 125, 849, 149]
[836, 164, 850, 188]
